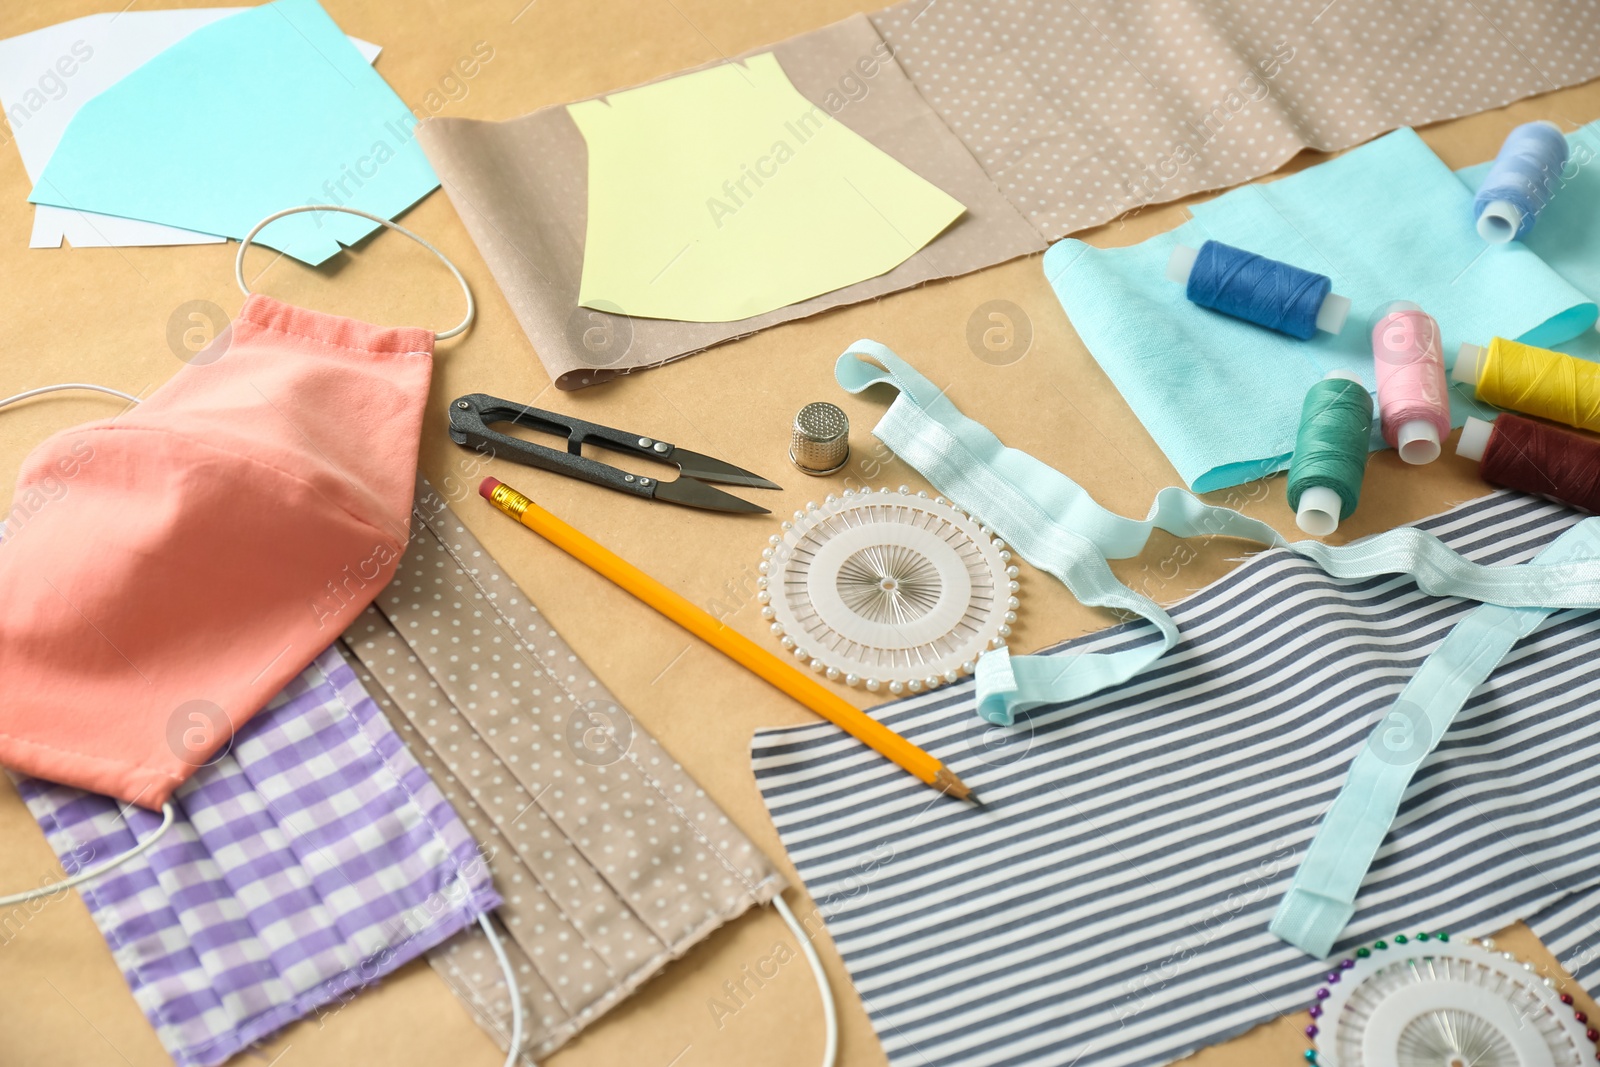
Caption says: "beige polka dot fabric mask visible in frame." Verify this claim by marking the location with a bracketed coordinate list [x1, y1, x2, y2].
[336, 476, 785, 1061]
[872, 0, 1600, 239]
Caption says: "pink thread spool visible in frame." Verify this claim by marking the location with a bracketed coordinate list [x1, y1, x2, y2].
[1371, 301, 1450, 464]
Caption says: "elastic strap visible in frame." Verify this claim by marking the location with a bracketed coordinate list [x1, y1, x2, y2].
[477, 913, 527, 1067]
[776, 894, 839, 1067]
[836, 339, 1600, 957]
[0, 383, 141, 414]
[837, 340, 1286, 724]
[236, 205, 475, 341]
[0, 801, 176, 907]
[1271, 518, 1600, 956]
[837, 341, 1600, 724]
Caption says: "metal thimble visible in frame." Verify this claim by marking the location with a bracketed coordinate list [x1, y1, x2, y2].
[789, 402, 850, 476]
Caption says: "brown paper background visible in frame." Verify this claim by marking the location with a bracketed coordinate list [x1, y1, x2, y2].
[1, 1, 1598, 1065]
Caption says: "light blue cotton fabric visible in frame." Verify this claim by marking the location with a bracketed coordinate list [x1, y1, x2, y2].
[838, 340, 1600, 728]
[841, 337, 1600, 955]
[1045, 128, 1599, 493]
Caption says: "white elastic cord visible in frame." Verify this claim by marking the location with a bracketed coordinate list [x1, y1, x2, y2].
[235, 205, 475, 341]
[477, 913, 527, 1067]
[775, 894, 839, 1067]
[0, 383, 142, 413]
[0, 800, 176, 907]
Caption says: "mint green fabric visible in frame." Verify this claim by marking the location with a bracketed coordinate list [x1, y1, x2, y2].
[1044, 128, 1598, 493]
[841, 337, 1600, 956]
[1457, 120, 1600, 360]
[1272, 518, 1600, 957]
[838, 340, 1600, 729]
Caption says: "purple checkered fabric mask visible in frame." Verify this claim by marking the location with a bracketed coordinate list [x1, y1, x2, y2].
[13, 645, 501, 1067]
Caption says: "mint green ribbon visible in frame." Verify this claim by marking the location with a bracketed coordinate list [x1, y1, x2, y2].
[837, 339, 1600, 956]
[1271, 520, 1600, 956]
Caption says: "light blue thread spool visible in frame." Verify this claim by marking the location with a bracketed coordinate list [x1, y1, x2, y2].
[1474, 120, 1569, 244]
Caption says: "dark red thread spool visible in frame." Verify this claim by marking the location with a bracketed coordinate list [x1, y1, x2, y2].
[1458, 413, 1600, 513]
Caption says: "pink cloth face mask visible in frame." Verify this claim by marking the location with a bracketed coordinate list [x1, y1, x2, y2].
[0, 207, 472, 811]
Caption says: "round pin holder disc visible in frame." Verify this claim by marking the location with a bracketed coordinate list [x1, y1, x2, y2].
[757, 487, 1019, 695]
[1310, 933, 1595, 1067]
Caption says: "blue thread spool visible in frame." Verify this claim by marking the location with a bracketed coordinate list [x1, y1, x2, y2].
[1167, 240, 1351, 340]
[1474, 120, 1569, 243]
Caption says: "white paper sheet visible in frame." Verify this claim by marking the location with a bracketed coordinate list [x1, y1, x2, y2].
[0, 8, 379, 249]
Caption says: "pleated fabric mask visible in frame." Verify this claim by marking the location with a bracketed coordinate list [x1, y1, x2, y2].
[0, 208, 826, 1067]
[12, 646, 500, 1067]
[0, 208, 525, 1067]
[334, 476, 800, 1061]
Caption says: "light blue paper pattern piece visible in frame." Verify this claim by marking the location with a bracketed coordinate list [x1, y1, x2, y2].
[1457, 120, 1600, 360]
[29, 0, 436, 266]
[1044, 129, 1598, 493]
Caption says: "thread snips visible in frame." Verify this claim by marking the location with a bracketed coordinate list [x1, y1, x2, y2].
[448, 393, 781, 513]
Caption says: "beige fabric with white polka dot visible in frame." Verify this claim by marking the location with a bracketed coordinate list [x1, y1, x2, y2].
[872, 0, 1600, 239]
[338, 479, 783, 1060]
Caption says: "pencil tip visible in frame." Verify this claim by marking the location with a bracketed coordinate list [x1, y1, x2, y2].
[931, 767, 984, 806]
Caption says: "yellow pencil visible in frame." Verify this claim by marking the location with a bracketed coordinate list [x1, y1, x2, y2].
[479, 477, 979, 804]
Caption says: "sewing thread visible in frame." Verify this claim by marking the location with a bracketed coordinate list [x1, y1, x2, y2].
[1175, 240, 1343, 340]
[1463, 413, 1600, 513]
[1372, 302, 1449, 464]
[1474, 120, 1570, 243]
[1457, 337, 1600, 434]
[1287, 371, 1373, 535]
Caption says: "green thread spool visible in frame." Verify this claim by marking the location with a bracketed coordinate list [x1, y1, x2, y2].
[1288, 370, 1373, 536]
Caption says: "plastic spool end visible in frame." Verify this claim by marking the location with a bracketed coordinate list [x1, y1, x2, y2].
[1476, 199, 1523, 244]
[1456, 416, 1495, 463]
[1377, 299, 1422, 318]
[1453, 342, 1485, 386]
[1296, 486, 1343, 536]
[1396, 419, 1441, 465]
[1166, 244, 1199, 285]
[1316, 292, 1352, 335]
[1324, 368, 1363, 384]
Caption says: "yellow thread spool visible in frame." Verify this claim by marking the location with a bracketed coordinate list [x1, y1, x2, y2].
[1453, 337, 1600, 433]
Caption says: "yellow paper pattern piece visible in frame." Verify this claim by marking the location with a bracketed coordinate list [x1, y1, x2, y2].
[569, 53, 966, 323]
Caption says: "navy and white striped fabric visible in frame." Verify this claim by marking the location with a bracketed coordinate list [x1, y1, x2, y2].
[1530, 889, 1600, 988]
[753, 492, 1600, 1067]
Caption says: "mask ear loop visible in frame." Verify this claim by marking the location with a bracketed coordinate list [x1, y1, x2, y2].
[477, 914, 526, 1067]
[236, 205, 475, 341]
[6, 380, 588, 1067]
[775, 894, 840, 1067]
[0, 383, 142, 412]
[0, 801, 177, 908]
[466, 896, 831, 1067]
[0, 384, 179, 905]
